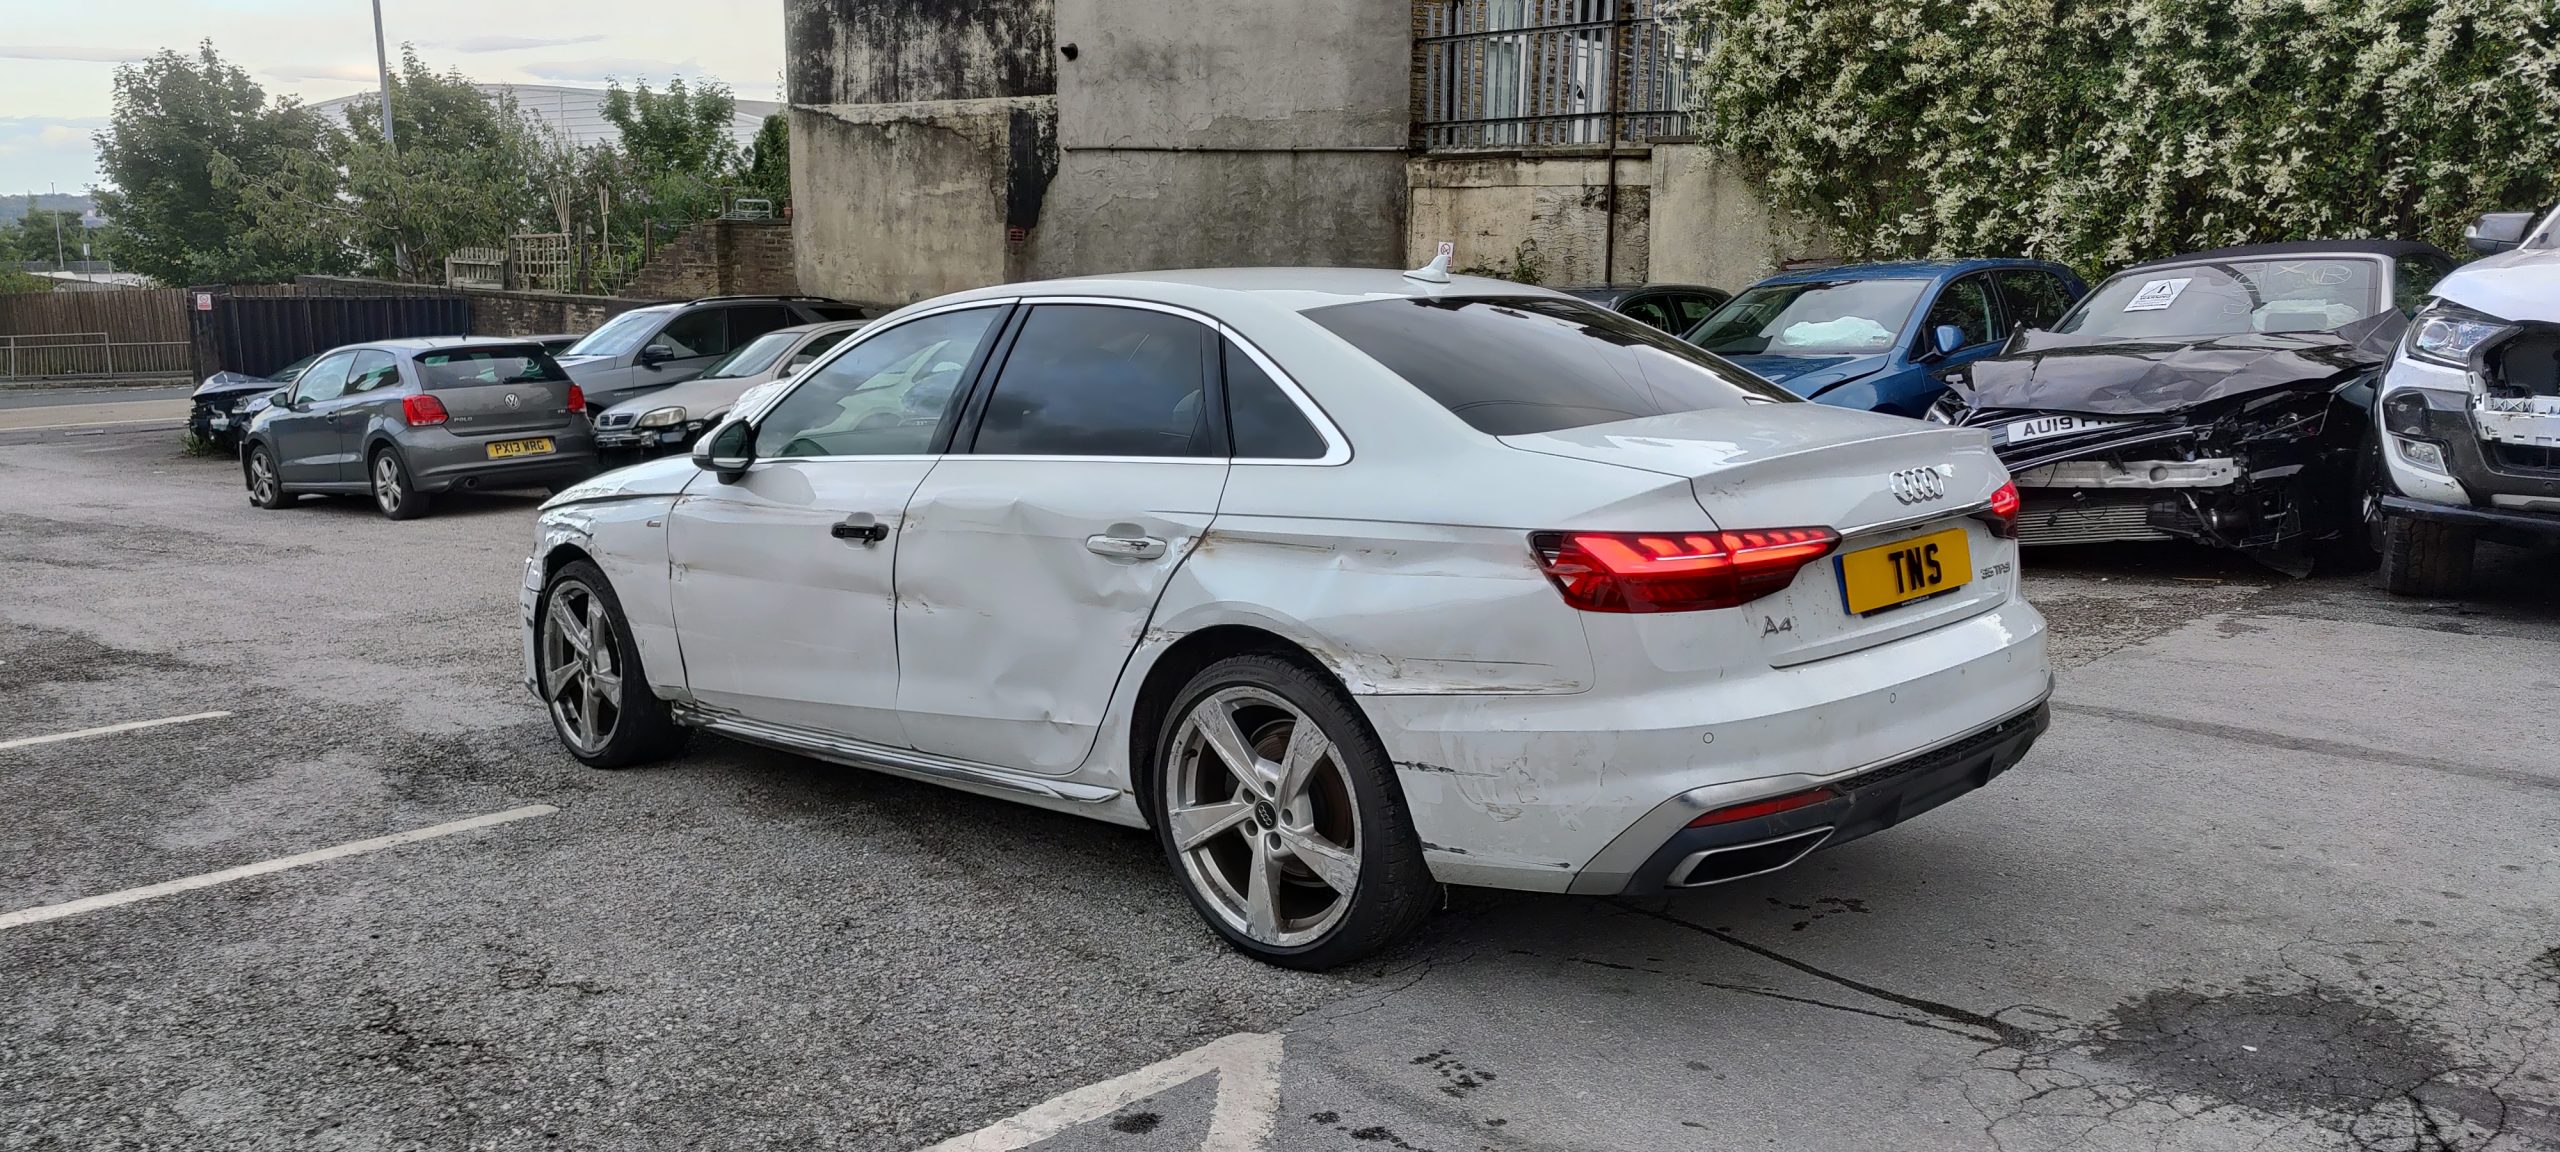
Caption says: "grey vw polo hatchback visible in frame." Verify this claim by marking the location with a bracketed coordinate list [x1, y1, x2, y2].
[240, 337, 599, 520]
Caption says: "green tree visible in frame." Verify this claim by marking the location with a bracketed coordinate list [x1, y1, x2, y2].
[601, 77, 742, 178]
[92, 42, 334, 283]
[742, 112, 790, 207]
[1673, 0, 2560, 270]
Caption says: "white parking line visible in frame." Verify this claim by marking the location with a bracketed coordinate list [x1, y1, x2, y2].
[918, 1032, 1283, 1151]
[0, 711, 234, 752]
[0, 804, 559, 931]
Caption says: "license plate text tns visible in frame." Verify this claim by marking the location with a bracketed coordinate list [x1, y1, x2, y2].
[1837, 527, 1973, 615]
[486, 437, 555, 460]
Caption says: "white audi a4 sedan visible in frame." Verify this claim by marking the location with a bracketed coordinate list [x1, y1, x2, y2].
[523, 267, 2052, 968]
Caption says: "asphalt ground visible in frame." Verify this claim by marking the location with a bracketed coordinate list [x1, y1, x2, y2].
[4, 419, 2555, 1152]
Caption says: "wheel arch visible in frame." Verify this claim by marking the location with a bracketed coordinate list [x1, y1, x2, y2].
[1124, 622, 1358, 831]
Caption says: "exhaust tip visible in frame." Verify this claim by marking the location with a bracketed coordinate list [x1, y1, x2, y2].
[1667, 826, 1834, 888]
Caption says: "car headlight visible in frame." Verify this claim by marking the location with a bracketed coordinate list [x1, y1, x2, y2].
[2407, 300, 2513, 368]
[634, 406, 688, 429]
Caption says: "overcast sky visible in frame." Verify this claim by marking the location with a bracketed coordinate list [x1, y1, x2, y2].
[0, 0, 785, 198]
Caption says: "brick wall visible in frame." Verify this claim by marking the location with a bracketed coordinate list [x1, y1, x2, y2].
[292, 276, 660, 337]
[621, 220, 800, 301]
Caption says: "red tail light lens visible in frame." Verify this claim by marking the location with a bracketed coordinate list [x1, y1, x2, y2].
[1688, 786, 1839, 828]
[401, 394, 449, 426]
[1532, 527, 1840, 613]
[1978, 480, 2021, 539]
[566, 384, 586, 414]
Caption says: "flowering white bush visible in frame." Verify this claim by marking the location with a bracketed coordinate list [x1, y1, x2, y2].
[1664, 0, 2560, 270]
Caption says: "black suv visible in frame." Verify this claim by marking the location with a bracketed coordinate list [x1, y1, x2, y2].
[552, 295, 872, 411]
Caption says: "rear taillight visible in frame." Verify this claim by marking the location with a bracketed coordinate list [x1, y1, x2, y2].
[1687, 786, 1839, 828]
[1977, 480, 2020, 539]
[1532, 527, 1840, 613]
[401, 394, 448, 426]
[566, 384, 586, 414]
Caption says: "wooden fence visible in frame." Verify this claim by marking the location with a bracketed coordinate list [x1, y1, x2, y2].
[0, 289, 193, 378]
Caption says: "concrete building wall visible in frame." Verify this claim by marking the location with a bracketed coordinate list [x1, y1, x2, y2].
[1649, 143, 1830, 292]
[1407, 153, 1652, 286]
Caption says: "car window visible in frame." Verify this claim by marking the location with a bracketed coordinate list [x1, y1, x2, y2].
[1618, 295, 1678, 332]
[1672, 293, 1723, 331]
[783, 328, 855, 374]
[754, 307, 1004, 459]
[292, 351, 359, 403]
[701, 330, 803, 380]
[726, 305, 795, 345]
[1924, 275, 1997, 348]
[656, 308, 731, 359]
[416, 347, 568, 388]
[1994, 271, 2075, 331]
[2392, 257, 2449, 315]
[562, 309, 664, 358]
[1308, 296, 1797, 437]
[2057, 258, 2385, 339]
[807, 303, 870, 322]
[345, 349, 399, 394]
[972, 305, 1218, 458]
[1224, 340, 1326, 460]
[269, 353, 317, 383]
[1688, 280, 1929, 355]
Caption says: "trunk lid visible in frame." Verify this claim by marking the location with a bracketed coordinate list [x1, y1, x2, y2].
[1501, 404, 2017, 665]
[417, 345, 579, 438]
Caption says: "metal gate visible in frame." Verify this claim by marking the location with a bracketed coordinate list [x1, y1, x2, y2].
[187, 291, 473, 381]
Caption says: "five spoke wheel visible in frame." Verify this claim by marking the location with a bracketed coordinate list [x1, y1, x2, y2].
[541, 578, 624, 756]
[1165, 685, 1363, 948]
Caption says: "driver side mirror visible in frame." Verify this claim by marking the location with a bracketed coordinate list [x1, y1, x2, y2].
[638, 343, 676, 367]
[692, 418, 754, 481]
[2465, 212, 2535, 255]
[1926, 324, 1967, 359]
[269, 388, 298, 410]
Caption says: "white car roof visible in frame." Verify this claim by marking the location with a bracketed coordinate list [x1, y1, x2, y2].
[921, 266, 1570, 315]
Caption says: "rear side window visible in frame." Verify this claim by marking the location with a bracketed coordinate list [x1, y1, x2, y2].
[657, 309, 731, 359]
[972, 305, 1217, 458]
[1618, 296, 1677, 332]
[1304, 296, 1795, 437]
[346, 349, 399, 394]
[416, 347, 568, 388]
[1995, 271, 2076, 331]
[726, 305, 795, 344]
[1224, 341, 1326, 460]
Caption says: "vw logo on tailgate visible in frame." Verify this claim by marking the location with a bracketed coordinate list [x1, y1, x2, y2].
[1889, 466, 1949, 505]
[503, 392, 522, 410]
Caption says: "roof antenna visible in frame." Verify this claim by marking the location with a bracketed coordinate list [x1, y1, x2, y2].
[1405, 242, 1454, 285]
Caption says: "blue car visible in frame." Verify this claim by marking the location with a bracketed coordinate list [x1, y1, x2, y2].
[1684, 259, 2087, 417]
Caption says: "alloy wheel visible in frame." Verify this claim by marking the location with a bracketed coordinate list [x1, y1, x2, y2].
[372, 454, 403, 514]
[246, 452, 277, 505]
[1164, 686, 1362, 947]
[540, 579, 623, 755]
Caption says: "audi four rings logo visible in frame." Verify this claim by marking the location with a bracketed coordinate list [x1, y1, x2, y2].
[1890, 466, 1949, 505]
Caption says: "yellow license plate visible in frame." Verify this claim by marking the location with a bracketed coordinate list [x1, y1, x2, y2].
[486, 437, 555, 460]
[1837, 527, 1972, 616]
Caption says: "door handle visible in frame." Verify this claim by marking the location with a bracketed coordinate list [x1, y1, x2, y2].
[1085, 534, 1167, 560]
[831, 513, 890, 545]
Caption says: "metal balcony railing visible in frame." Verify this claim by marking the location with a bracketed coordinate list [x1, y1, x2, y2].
[1415, 0, 1693, 150]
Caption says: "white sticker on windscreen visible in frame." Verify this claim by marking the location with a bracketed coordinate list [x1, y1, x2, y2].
[2122, 278, 2192, 311]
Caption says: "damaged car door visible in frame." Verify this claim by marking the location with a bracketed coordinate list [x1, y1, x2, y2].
[891, 301, 1231, 775]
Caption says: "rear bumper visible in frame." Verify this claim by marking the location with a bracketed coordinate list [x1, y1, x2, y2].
[1361, 598, 2051, 894]
[407, 430, 600, 493]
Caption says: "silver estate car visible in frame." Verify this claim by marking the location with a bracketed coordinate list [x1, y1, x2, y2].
[593, 320, 868, 458]
[241, 337, 597, 520]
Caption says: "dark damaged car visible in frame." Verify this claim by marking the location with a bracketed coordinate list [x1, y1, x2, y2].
[190, 354, 316, 451]
[1936, 240, 2457, 572]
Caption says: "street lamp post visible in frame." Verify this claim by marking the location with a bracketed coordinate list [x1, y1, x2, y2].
[370, 0, 396, 150]
[49, 181, 64, 271]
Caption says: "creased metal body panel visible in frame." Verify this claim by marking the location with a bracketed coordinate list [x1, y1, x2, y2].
[666, 458, 937, 745]
[894, 457, 1229, 774]
[527, 457, 701, 697]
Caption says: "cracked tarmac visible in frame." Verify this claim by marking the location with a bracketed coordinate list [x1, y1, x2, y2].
[3, 428, 2557, 1151]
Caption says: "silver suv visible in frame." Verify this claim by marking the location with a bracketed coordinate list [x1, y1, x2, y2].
[553, 296, 870, 412]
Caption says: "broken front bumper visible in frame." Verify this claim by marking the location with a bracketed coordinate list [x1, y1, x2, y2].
[2377, 369, 2560, 540]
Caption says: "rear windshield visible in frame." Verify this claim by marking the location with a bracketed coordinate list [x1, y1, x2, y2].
[415, 347, 569, 389]
[563, 309, 665, 358]
[1304, 296, 1795, 436]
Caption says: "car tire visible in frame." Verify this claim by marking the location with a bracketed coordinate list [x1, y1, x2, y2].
[536, 560, 690, 769]
[1149, 653, 1435, 970]
[244, 444, 291, 509]
[368, 447, 433, 521]
[2319, 433, 2385, 573]
[2379, 515, 2473, 598]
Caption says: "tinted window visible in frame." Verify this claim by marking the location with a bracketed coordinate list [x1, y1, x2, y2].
[702, 330, 802, 380]
[972, 305, 1216, 457]
[726, 305, 795, 344]
[1618, 295, 1677, 332]
[2392, 256, 2449, 315]
[1995, 270, 2075, 331]
[1924, 275, 1996, 347]
[1224, 341, 1326, 460]
[416, 347, 568, 388]
[293, 351, 358, 403]
[656, 308, 731, 359]
[2057, 258, 2385, 339]
[1672, 292, 1724, 330]
[1308, 296, 1796, 437]
[346, 349, 399, 394]
[563, 309, 664, 358]
[755, 307, 1002, 458]
[1689, 280, 1929, 355]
